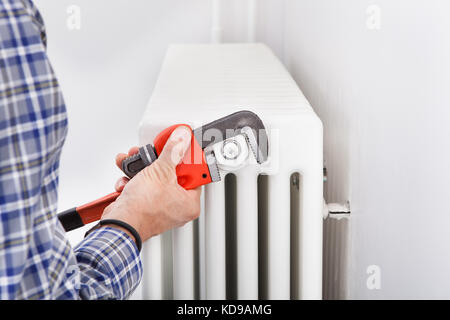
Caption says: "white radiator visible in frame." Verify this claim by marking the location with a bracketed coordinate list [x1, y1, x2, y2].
[133, 44, 323, 300]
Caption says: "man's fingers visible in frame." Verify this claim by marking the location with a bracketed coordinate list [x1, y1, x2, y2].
[158, 126, 192, 168]
[115, 153, 128, 169]
[115, 147, 139, 169]
[128, 146, 139, 155]
[114, 176, 129, 192]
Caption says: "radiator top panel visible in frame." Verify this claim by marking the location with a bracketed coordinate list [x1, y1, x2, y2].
[140, 43, 318, 141]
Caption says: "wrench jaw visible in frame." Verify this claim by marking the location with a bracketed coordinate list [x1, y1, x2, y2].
[194, 110, 269, 164]
[205, 150, 221, 183]
[203, 127, 265, 182]
[240, 126, 268, 165]
[195, 110, 269, 182]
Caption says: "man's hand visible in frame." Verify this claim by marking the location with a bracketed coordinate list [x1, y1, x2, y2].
[101, 126, 201, 242]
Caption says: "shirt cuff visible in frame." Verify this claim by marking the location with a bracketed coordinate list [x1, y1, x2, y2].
[74, 227, 143, 299]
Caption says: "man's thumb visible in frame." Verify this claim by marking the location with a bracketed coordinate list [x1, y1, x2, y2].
[158, 126, 192, 168]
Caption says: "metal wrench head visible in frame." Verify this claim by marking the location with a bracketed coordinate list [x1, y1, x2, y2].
[193, 110, 269, 164]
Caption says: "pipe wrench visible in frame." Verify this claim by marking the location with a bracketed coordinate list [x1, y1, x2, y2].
[58, 110, 268, 232]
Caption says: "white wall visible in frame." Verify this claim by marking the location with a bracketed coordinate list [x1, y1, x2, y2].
[282, 0, 450, 299]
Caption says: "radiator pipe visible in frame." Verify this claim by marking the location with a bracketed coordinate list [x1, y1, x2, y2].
[211, 0, 222, 43]
[247, 0, 257, 42]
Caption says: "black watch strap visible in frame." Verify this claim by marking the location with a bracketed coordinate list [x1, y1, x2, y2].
[85, 219, 142, 252]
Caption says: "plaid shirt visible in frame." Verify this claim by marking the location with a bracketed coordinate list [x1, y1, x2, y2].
[0, 0, 142, 299]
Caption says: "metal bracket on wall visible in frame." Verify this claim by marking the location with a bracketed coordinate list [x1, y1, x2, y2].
[323, 201, 351, 219]
[322, 165, 351, 219]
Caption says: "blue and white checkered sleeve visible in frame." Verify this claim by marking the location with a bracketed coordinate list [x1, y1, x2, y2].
[73, 227, 143, 300]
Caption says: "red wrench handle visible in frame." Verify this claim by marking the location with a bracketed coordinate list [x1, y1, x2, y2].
[58, 192, 120, 232]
